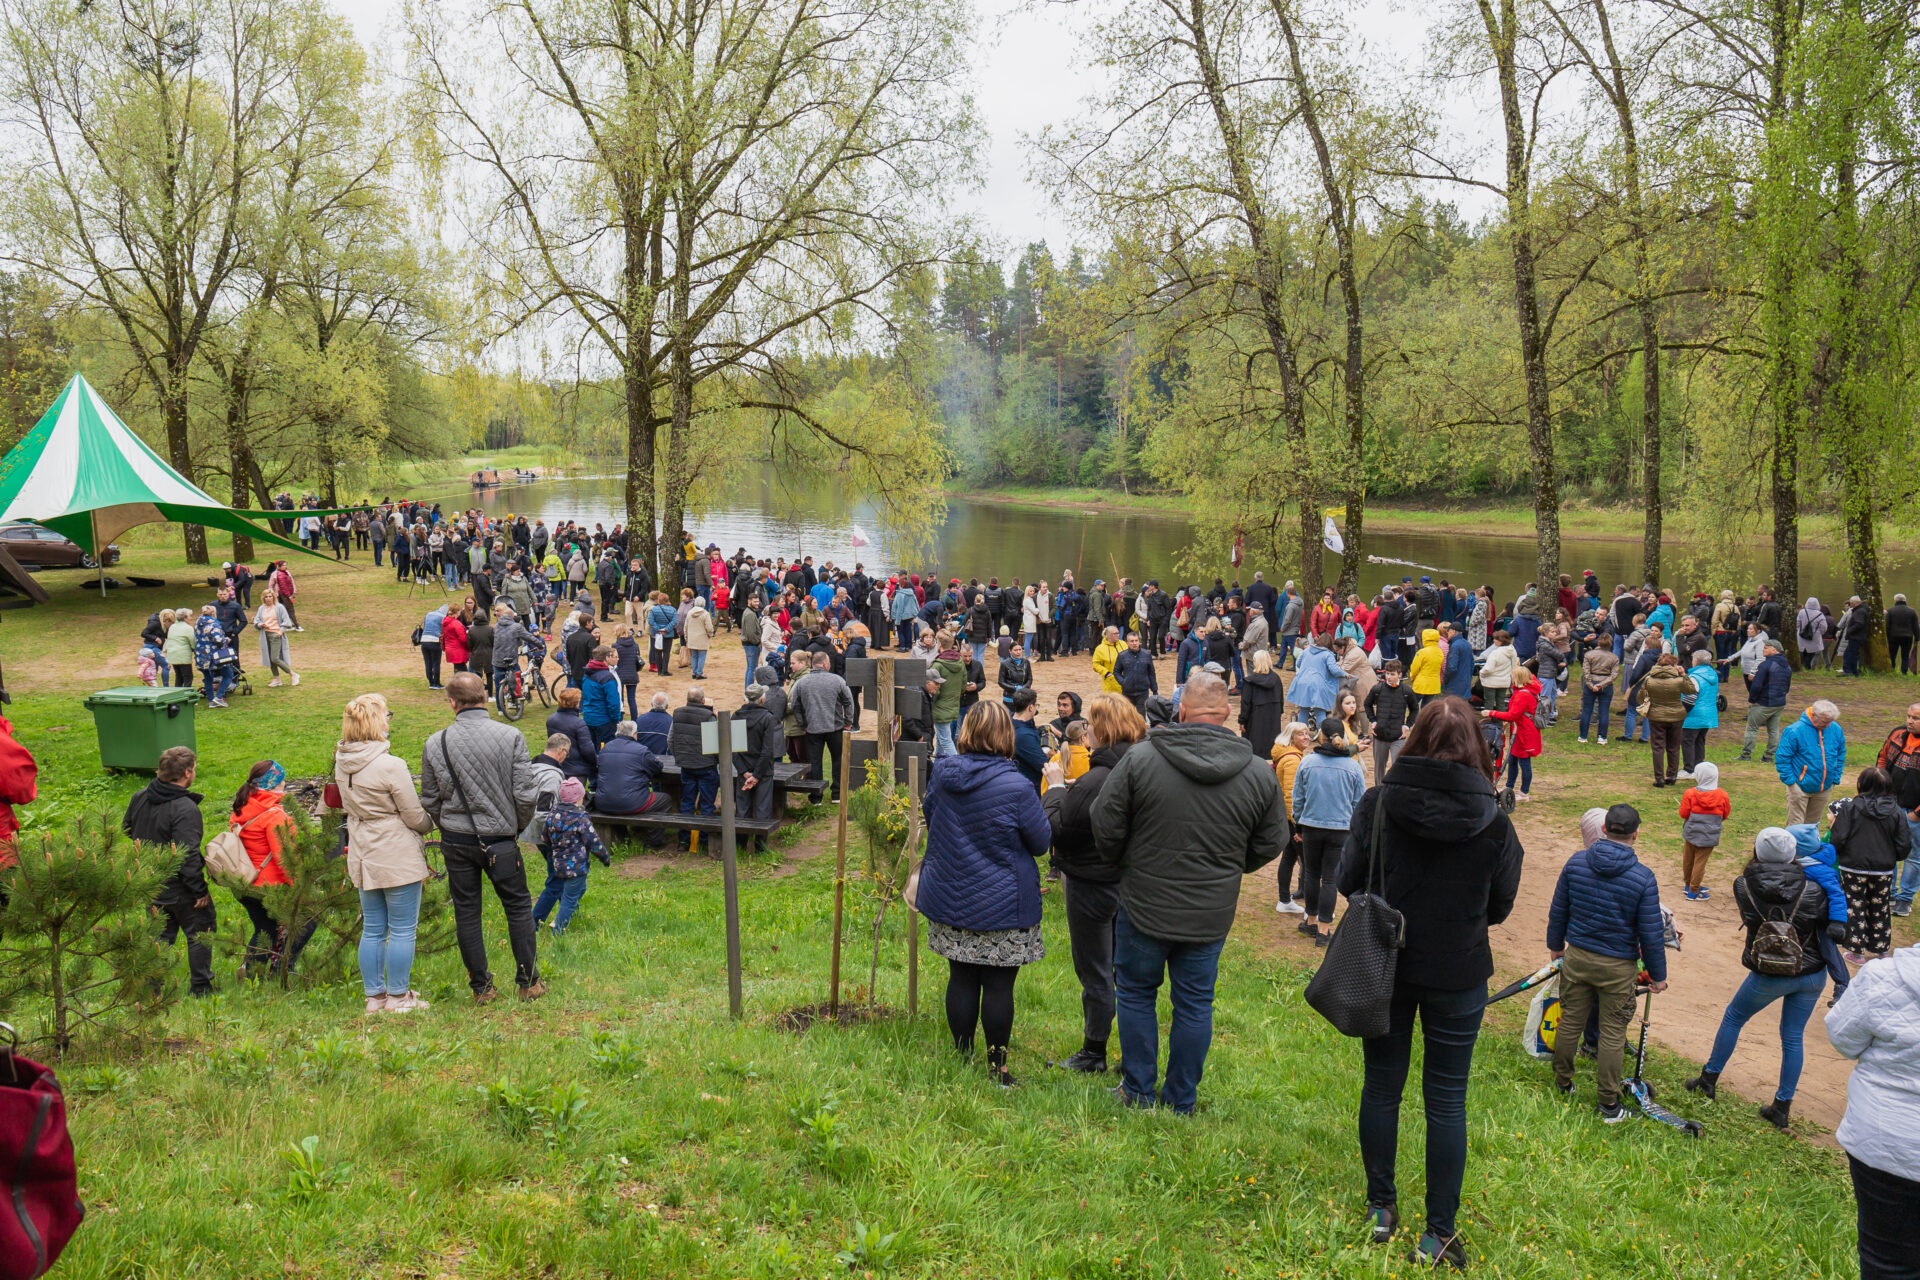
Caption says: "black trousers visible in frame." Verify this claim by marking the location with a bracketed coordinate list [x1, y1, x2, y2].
[806, 731, 844, 800]
[421, 642, 442, 687]
[1893, 636, 1916, 675]
[442, 835, 540, 993]
[235, 893, 316, 974]
[946, 959, 1019, 1053]
[1359, 982, 1487, 1242]
[1852, 1155, 1920, 1280]
[1300, 825, 1345, 923]
[1060, 874, 1119, 1046]
[1276, 829, 1303, 901]
[157, 899, 216, 995]
[1681, 726, 1710, 773]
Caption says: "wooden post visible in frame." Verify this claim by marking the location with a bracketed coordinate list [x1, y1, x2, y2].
[876, 655, 896, 762]
[717, 709, 743, 1019]
[828, 728, 851, 1016]
[905, 751, 921, 1021]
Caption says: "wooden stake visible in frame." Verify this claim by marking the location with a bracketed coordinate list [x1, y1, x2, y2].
[905, 751, 921, 1022]
[828, 728, 851, 1016]
[876, 655, 896, 762]
[717, 709, 742, 1019]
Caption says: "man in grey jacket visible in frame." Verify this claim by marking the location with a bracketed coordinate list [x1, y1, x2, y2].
[1090, 672, 1287, 1113]
[1238, 602, 1271, 663]
[421, 673, 544, 1003]
[792, 660, 857, 801]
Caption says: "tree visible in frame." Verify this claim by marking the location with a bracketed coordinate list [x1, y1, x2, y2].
[1, 0, 331, 564]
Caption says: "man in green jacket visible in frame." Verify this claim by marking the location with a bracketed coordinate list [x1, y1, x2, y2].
[1090, 671, 1287, 1113]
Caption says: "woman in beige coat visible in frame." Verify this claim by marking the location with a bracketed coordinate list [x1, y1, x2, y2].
[684, 596, 717, 678]
[334, 693, 436, 1013]
[1333, 635, 1376, 709]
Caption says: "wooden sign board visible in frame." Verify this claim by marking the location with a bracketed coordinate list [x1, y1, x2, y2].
[847, 737, 933, 792]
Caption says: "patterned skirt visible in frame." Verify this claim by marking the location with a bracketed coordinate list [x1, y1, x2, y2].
[926, 920, 1045, 968]
[1842, 869, 1894, 955]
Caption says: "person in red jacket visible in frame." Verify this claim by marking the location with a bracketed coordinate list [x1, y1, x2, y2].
[228, 759, 303, 977]
[1483, 668, 1543, 803]
[0, 712, 37, 869]
[1309, 590, 1341, 641]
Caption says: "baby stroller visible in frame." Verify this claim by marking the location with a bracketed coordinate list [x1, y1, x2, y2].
[226, 659, 255, 698]
[1485, 718, 1515, 812]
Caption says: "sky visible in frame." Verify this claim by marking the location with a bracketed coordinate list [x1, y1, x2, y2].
[333, 0, 1479, 266]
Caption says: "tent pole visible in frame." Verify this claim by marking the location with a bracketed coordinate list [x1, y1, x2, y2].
[94, 511, 104, 598]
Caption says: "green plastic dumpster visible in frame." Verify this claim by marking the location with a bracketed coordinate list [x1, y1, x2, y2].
[82, 686, 198, 771]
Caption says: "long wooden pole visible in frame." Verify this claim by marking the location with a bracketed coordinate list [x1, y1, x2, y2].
[906, 752, 921, 1022]
[828, 727, 850, 1016]
[717, 709, 742, 1019]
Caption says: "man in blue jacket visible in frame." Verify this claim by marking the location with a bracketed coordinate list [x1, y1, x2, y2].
[1546, 803, 1667, 1122]
[1739, 639, 1791, 762]
[1776, 699, 1845, 825]
[1439, 623, 1474, 700]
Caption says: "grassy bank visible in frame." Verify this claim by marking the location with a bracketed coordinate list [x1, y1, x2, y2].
[0, 542, 1878, 1277]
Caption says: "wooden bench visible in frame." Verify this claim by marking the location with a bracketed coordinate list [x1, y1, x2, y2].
[590, 809, 783, 847]
[649, 759, 829, 804]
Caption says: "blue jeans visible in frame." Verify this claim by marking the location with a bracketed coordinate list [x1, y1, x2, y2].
[680, 767, 718, 817]
[1612, 632, 1625, 658]
[358, 881, 423, 997]
[1113, 907, 1225, 1114]
[201, 665, 235, 702]
[1620, 702, 1650, 742]
[444, 560, 459, 589]
[1896, 825, 1919, 907]
[1277, 635, 1297, 669]
[971, 641, 987, 667]
[373, 541, 384, 566]
[1579, 685, 1613, 739]
[934, 720, 957, 758]
[533, 858, 590, 933]
[1704, 969, 1827, 1099]
[1505, 754, 1532, 794]
[690, 648, 707, 677]
[1229, 649, 1244, 689]
[742, 644, 760, 685]
[1537, 679, 1559, 721]
[1359, 982, 1486, 1239]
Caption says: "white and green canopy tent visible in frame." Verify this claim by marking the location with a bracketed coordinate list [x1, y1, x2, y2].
[0, 374, 316, 594]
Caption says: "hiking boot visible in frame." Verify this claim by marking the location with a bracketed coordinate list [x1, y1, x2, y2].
[1684, 1069, 1719, 1101]
[1410, 1232, 1467, 1271]
[519, 980, 548, 1002]
[1367, 1203, 1399, 1244]
[986, 1045, 1017, 1089]
[1759, 1096, 1793, 1131]
[1275, 899, 1305, 915]
[1057, 1048, 1107, 1074]
[473, 986, 499, 1005]
[1597, 1101, 1630, 1124]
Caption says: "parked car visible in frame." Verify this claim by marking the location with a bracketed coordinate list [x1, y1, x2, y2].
[0, 524, 120, 568]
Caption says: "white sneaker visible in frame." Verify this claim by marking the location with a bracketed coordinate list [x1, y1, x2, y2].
[1597, 737, 1608, 745]
[1676, 770, 1694, 781]
[1516, 792, 1533, 803]
[1577, 737, 1588, 745]
[268, 679, 282, 688]
[1275, 899, 1306, 914]
[387, 991, 431, 1013]
[291, 673, 301, 686]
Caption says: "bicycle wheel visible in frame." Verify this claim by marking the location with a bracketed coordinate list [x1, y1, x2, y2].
[501, 682, 525, 721]
[534, 672, 552, 708]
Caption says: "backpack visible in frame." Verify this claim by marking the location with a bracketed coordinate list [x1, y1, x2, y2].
[1750, 882, 1811, 976]
[0, 1032, 84, 1280]
[202, 806, 277, 885]
[1799, 613, 1816, 642]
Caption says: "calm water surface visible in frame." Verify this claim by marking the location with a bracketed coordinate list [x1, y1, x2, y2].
[463, 474, 1861, 605]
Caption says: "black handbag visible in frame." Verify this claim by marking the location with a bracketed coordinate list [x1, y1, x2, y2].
[1304, 788, 1405, 1038]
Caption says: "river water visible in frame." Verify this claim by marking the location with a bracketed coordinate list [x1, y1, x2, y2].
[462, 472, 1864, 605]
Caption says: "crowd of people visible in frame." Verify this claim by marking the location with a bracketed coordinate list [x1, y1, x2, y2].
[76, 511, 1920, 1277]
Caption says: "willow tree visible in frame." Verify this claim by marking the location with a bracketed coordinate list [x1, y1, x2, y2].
[413, 0, 973, 584]
[1, 0, 326, 564]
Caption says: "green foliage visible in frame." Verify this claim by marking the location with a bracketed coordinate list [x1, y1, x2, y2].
[208, 1038, 274, 1082]
[71, 1063, 136, 1095]
[478, 1077, 592, 1142]
[0, 812, 173, 1058]
[297, 1034, 361, 1082]
[585, 1028, 646, 1076]
[281, 1135, 351, 1207]
[834, 1221, 904, 1272]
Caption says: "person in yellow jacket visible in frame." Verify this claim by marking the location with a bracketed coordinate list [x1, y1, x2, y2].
[1408, 627, 1445, 701]
[1269, 721, 1311, 914]
[1091, 625, 1123, 694]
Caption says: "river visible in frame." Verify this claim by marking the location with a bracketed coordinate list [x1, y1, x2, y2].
[460, 472, 1864, 605]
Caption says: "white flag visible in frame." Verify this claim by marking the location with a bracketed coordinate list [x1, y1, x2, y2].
[850, 524, 871, 548]
[1323, 515, 1345, 555]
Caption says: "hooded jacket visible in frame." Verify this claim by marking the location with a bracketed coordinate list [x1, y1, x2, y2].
[1776, 714, 1847, 794]
[1050, 741, 1137, 885]
[1733, 858, 1828, 976]
[1547, 836, 1667, 980]
[1828, 946, 1920, 1182]
[1407, 629, 1444, 696]
[1829, 793, 1914, 874]
[1748, 652, 1791, 707]
[1489, 682, 1542, 758]
[1114, 647, 1158, 701]
[1290, 641, 1343, 710]
[581, 660, 622, 727]
[1336, 756, 1524, 989]
[1236, 669, 1287, 757]
[334, 739, 435, 891]
[1090, 723, 1286, 942]
[1479, 643, 1517, 690]
[1441, 632, 1474, 699]
[917, 752, 1052, 931]
[1682, 661, 1720, 729]
[230, 789, 293, 887]
[1270, 741, 1305, 818]
[1641, 664, 1692, 725]
[124, 777, 207, 905]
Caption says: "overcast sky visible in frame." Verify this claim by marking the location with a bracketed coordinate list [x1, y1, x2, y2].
[335, 0, 1483, 266]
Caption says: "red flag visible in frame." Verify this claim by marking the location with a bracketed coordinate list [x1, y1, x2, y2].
[1230, 531, 1244, 567]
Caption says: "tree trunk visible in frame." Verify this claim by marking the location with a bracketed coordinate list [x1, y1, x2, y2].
[1481, 0, 1558, 587]
[660, 150, 695, 591]
[165, 390, 208, 564]
[1638, 308, 1661, 585]
[316, 426, 339, 507]
[1830, 89, 1884, 671]
[224, 367, 255, 563]
[1763, 0, 1800, 666]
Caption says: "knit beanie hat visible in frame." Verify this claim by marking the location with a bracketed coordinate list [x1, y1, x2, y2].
[559, 778, 586, 806]
[1754, 826, 1797, 864]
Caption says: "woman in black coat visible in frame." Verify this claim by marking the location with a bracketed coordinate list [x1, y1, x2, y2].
[1335, 695, 1524, 1270]
[1237, 649, 1287, 757]
[546, 688, 598, 781]
[998, 646, 1033, 703]
[1042, 691, 1146, 1074]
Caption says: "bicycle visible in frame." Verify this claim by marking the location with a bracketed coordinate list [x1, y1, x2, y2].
[494, 657, 553, 722]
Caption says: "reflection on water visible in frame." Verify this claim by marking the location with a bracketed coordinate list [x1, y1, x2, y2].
[464, 473, 1857, 604]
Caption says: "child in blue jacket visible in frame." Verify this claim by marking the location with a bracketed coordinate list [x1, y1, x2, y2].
[1788, 822, 1850, 1000]
[533, 778, 611, 936]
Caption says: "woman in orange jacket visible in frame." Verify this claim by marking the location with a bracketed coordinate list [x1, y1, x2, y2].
[229, 760, 303, 978]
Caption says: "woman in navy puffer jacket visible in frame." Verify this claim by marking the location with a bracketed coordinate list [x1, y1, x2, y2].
[919, 699, 1052, 1087]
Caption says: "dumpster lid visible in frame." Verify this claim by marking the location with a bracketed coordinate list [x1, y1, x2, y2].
[84, 686, 201, 707]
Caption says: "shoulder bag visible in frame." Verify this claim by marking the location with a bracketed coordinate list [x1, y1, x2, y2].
[1304, 788, 1405, 1038]
[202, 806, 277, 884]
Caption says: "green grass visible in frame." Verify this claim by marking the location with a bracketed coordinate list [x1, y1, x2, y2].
[0, 542, 1876, 1278]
